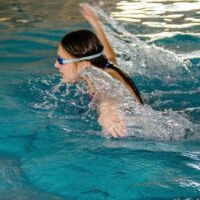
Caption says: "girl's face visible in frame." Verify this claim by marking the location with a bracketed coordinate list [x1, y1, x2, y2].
[54, 44, 79, 83]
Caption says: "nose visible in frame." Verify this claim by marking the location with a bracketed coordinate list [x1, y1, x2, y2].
[54, 60, 60, 69]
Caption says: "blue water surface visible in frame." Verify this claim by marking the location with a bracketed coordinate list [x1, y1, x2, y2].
[0, 0, 200, 199]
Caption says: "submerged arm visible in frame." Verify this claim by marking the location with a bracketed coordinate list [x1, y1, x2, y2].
[97, 100, 126, 138]
[80, 3, 116, 64]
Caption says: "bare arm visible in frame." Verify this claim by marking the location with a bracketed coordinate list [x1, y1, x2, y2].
[80, 3, 116, 64]
[97, 100, 126, 138]
[85, 79, 125, 138]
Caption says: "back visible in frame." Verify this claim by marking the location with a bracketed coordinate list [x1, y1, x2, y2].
[104, 64, 143, 104]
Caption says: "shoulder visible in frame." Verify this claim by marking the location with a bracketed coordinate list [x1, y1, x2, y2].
[105, 67, 140, 102]
[104, 67, 126, 84]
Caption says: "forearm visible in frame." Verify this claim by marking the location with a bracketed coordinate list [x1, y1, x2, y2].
[92, 20, 116, 64]
[97, 100, 125, 137]
[98, 101, 117, 119]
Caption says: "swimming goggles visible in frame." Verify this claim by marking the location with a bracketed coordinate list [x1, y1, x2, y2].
[57, 51, 103, 65]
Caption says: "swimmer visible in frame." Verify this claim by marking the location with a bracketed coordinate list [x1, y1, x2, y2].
[54, 4, 143, 138]
[80, 3, 143, 104]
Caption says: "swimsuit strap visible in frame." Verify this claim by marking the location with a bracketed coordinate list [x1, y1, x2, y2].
[103, 61, 110, 70]
[88, 92, 94, 101]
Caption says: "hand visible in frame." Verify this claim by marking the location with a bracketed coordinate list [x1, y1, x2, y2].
[80, 3, 100, 27]
[98, 112, 126, 138]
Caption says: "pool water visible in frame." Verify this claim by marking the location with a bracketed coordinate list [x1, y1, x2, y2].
[0, 0, 200, 199]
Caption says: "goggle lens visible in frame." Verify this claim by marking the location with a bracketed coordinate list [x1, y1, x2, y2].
[57, 57, 64, 65]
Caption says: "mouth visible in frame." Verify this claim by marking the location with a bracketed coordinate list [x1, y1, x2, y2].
[59, 71, 63, 76]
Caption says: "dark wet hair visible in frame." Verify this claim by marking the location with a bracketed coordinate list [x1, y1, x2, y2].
[61, 30, 143, 104]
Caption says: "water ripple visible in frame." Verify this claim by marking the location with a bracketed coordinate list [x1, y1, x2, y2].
[112, 0, 200, 31]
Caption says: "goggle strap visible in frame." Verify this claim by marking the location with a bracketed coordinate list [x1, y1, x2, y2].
[62, 51, 103, 64]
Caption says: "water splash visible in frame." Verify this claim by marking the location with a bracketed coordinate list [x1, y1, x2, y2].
[80, 66, 198, 141]
[18, 63, 199, 141]
[95, 7, 191, 80]
[19, 73, 99, 126]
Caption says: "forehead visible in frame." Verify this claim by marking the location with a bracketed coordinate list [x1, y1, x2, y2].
[57, 44, 72, 58]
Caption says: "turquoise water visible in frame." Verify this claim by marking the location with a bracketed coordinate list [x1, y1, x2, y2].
[0, 1, 200, 199]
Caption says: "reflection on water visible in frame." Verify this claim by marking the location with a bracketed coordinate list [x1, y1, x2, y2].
[0, 0, 199, 34]
[0, 0, 83, 32]
[111, 0, 200, 31]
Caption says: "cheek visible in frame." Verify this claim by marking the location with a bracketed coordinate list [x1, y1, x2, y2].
[61, 65, 77, 82]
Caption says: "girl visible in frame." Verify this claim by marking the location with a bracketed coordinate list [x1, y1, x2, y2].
[54, 4, 143, 138]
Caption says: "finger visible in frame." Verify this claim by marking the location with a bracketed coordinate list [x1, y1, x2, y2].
[112, 124, 125, 137]
[83, 3, 92, 10]
[80, 3, 90, 12]
[80, 10, 89, 19]
[81, 8, 91, 16]
[81, 6, 87, 13]
[115, 128, 125, 137]
[109, 127, 118, 138]
[79, 2, 87, 8]
[80, 5, 89, 15]
[83, 5, 95, 17]
[80, 6, 87, 13]
[109, 124, 121, 138]
[118, 120, 126, 131]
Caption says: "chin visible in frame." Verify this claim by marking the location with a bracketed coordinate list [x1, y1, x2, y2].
[71, 79, 78, 84]
[62, 78, 77, 84]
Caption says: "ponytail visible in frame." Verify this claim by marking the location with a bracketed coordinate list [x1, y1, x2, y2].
[104, 62, 143, 105]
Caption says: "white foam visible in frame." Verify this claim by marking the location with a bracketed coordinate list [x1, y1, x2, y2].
[95, 6, 190, 77]
[186, 163, 200, 170]
[80, 66, 197, 141]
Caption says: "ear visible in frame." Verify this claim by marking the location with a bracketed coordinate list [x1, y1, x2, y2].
[78, 60, 91, 69]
